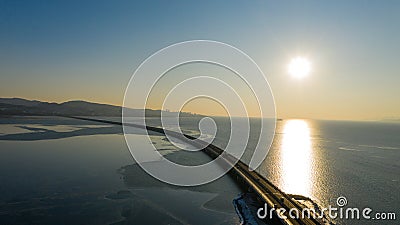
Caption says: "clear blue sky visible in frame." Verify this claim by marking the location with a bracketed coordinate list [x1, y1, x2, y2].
[1, 0, 399, 120]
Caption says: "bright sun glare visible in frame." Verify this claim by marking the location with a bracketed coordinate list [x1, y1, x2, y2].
[288, 57, 311, 79]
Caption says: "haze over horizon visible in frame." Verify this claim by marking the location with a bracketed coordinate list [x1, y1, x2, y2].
[1, 1, 399, 121]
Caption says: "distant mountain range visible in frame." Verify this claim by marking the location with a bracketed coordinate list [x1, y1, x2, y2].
[0, 98, 198, 117]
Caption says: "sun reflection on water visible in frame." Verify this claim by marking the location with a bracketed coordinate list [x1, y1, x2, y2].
[280, 119, 312, 196]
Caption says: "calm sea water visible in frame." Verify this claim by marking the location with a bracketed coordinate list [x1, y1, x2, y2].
[0, 116, 399, 224]
[261, 119, 399, 224]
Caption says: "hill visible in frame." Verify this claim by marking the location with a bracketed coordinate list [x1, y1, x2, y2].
[0, 98, 197, 117]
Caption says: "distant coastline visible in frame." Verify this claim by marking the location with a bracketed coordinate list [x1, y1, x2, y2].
[0, 97, 200, 117]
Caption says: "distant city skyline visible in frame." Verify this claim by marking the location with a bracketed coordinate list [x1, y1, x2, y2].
[1, 1, 399, 120]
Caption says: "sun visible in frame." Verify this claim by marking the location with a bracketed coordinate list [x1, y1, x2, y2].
[288, 57, 311, 79]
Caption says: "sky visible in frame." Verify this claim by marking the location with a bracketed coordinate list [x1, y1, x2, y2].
[1, 0, 399, 120]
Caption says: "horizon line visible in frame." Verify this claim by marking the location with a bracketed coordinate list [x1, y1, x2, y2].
[1, 96, 399, 122]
